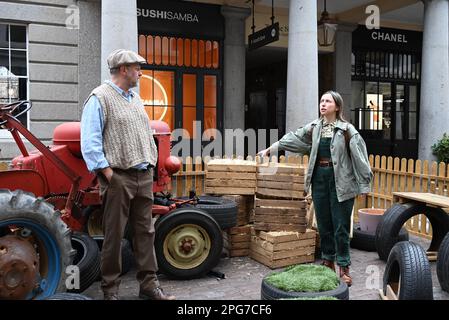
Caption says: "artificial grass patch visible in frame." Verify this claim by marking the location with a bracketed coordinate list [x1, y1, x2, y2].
[265, 264, 339, 293]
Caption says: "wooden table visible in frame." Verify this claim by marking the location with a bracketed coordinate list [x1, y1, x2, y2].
[392, 192, 449, 209]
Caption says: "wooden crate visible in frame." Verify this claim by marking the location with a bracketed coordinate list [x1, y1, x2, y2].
[223, 195, 254, 226]
[205, 159, 256, 195]
[256, 163, 306, 199]
[253, 197, 308, 233]
[223, 225, 252, 257]
[250, 229, 316, 269]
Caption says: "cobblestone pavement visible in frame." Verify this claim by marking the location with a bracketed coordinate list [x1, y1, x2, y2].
[83, 235, 449, 300]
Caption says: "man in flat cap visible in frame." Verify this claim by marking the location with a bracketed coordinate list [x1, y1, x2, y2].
[81, 49, 175, 300]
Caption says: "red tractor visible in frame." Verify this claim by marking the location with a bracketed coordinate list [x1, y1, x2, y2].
[0, 101, 236, 299]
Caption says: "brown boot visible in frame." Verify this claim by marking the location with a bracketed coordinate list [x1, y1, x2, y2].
[321, 260, 335, 272]
[339, 266, 352, 287]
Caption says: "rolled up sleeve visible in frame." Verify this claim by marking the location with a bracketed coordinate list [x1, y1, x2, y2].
[277, 124, 312, 155]
[349, 133, 373, 194]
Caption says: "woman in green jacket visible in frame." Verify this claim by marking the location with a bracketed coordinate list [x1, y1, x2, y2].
[257, 91, 373, 286]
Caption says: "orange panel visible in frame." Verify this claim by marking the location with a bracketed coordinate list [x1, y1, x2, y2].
[170, 37, 177, 66]
[138, 35, 146, 60]
[191, 39, 198, 67]
[213, 41, 219, 68]
[204, 75, 216, 107]
[140, 70, 154, 106]
[154, 106, 174, 130]
[154, 70, 175, 106]
[204, 107, 217, 140]
[154, 36, 161, 65]
[177, 38, 184, 66]
[184, 39, 191, 67]
[205, 41, 212, 68]
[162, 37, 169, 65]
[183, 74, 196, 106]
[199, 40, 205, 67]
[183, 106, 196, 139]
[146, 36, 154, 64]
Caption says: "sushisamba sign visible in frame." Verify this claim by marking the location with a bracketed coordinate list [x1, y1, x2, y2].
[137, 0, 224, 39]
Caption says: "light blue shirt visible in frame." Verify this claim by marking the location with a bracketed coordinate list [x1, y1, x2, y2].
[80, 80, 149, 172]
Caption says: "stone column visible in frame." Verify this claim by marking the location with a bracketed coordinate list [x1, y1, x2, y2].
[286, 0, 318, 134]
[334, 24, 357, 120]
[101, 0, 138, 83]
[419, 0, 449, 160]
[221, 6, 251, 132]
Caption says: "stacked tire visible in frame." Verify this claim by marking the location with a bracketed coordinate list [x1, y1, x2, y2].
[437, 232, 449, 292]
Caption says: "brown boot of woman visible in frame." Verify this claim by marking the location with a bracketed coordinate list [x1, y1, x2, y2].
[339, 266, 352, 287]
[321, 260, 335, 272]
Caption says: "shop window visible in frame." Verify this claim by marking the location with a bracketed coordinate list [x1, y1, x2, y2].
[204, 75, 217, 139]
[140, 70, 175, 130]
[0, 23, 28, 130]
[183, 74, 196, 139]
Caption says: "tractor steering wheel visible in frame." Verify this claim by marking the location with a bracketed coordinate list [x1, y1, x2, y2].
[0, 100, 32, 125]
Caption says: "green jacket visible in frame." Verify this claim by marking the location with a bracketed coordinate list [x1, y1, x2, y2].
[275, 118, 373, 202]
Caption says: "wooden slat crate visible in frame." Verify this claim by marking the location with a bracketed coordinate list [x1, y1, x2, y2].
[205, 159, 256, 195]
[223, 225, 252, 257]
[253, 197, 308, 233]
[256, 163, 306, 199]
[250, 228, 316, 269]
[223, 195, 254, 226]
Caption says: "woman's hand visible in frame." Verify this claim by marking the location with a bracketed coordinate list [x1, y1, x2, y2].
[257, 148, 271, 158]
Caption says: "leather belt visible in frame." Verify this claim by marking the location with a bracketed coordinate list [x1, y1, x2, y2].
[317, 158, 333, 167]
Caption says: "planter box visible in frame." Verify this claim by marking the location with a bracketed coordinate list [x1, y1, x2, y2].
[205, 159, 256, 195]
[250, 229, 316, 269]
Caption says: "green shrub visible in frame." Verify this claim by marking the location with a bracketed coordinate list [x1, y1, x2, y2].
[265, 264, 339, 293]
[432, 133, 449, 163]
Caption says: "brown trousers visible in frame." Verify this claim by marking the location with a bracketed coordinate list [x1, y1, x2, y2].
[98, 168, 159, 295]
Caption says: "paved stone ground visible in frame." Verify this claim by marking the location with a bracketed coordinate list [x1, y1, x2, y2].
[83, 235, 449, 300]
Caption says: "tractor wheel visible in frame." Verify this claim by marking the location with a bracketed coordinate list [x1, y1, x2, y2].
[0, 189, 74, 299]
[177, 196, 238, 230]
[84, 205, 133, 242]
[154, 208, 223, 279]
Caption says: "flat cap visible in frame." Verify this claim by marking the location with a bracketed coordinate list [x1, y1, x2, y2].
[107, 49, 146, 69]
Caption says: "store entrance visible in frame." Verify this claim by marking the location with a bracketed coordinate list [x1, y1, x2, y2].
[352, 81, 419, 159]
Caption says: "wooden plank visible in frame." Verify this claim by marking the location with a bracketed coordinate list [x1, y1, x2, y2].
[195, 156, 204, 196]
[385, 285, 398, 300]
[226, 234, 251, 242]
[255, 207, 307, 216]
[253, 222, 307, 233]
[227, 225, 252, 235]
[427, 251, 438, 262]
[380, 156, 387, 208]
[228, 241, 251, 249]
[374, 155, 380, 208]
[255, 216, 307, 224]
[226, 248, 250, 257]
[414, 160, 422, 193]
[254, 237, 316, 252]
[422, 160, 429, 193]
[207, 172, 256, 180]
[257, 180, 305, 191]
[176, 158, 184, 197]
[392, 192, 449, 208]
[258, 229, 316, 243]
[206, 179, 256, 188]
[438, 162, 446, 196]
[255, 198, 307, 209]
[407, 159, 414, 193]
[185, 157, 193, 195]
[256, 188, 304, 199]
[257, 174, 305, 183]
[386, 157, 393, 208]
[249, 251, 314, 269]
[250, 241, 315, 260]
[257, 165, 306, 175]
[205, 187, 255, 195]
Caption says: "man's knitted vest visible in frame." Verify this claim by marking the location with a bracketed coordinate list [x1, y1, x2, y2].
[89, 83, 158, 169]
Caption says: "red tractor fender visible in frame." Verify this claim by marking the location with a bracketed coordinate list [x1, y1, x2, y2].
[0, 170, 47, 197]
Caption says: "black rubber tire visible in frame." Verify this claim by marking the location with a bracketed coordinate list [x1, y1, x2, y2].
[177, 196, 238, 230]
[375, 203, 449, 261]
[261, 277, 349, 300]
[68, 232, 101, 293]
[0, 189, 74, 299]
[383, 241, 433, 300]
[92, 236, 135, 277]
[45, 292, 93, 300]
[155, 208, 223, 279]
[351, 223, 409, 252]
[437, 232, 449, 292]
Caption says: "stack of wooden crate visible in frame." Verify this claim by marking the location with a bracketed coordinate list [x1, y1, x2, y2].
[254, 162, 308, 232]
[222, 195, 254, 257]
[223, 225, 252, 257]
[250, 228, 316, 268]
[205, 159, 256, 195]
